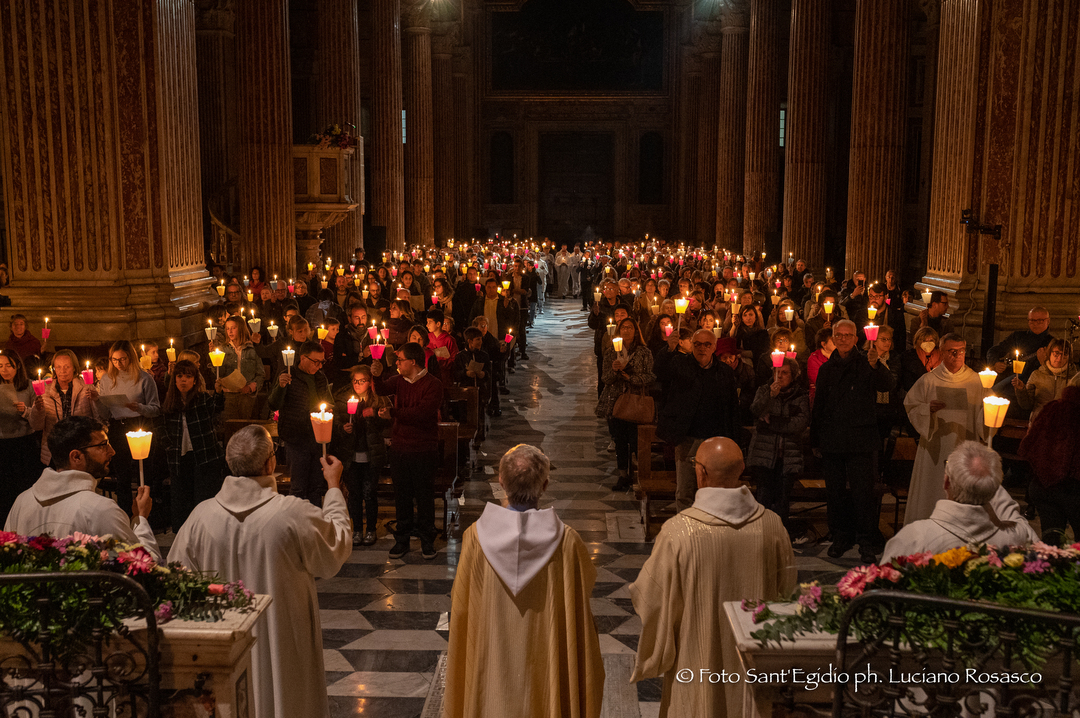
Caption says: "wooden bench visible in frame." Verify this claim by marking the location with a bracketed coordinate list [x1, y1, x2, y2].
[633, 424, 677, 539]
[446, 386, 480, 474]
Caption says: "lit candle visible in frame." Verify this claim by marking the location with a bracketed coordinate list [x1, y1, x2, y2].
[125, 429, 153, 486]
[823, 300, 835, 315]
[864, 323, 880, 341]
[663, 325, 673, 338]
[979, 368, 997, 389]
[505, 328, 514, 344]
[1012, 350, 1025, 375]
[310, 403, 334, 458]
[370, 343, 386, 361]
[593, 289, 602, 302]
[674, 297, 689, 314]
[337, 265, 345, 276]
[983, 396, 1010, 427]
[432, 293, 439, 305]
[786, 344, 797, 360]
[320, 277, 328, 289]
[318, 325, 328, 341]
[783, 307, 794, 322]
[612, 336, 623, 352]
[501, 280, 510, 290]
[307, 262, 315, 271]
[248, 315, 261, 334]
[771, 290, 780, 305]
[281, 346, 295, 367]
[217, 281, 225, 297]
[362, 288, 370, 299]
[41, 318, 50, 341]
[867, 305, 878, 320]
[166, 339, 176, 363]
[749, 271, 756, 282]
[921, 289, 932, 304]
[205, 320, 217, 341]
[771, 349, 785, 368]
[651, 303, 659, 315]
[347, 396, 359, 415]
[209, 349, 225, 378]
[368, 325, 378, 341]
[354, 275, 362, 287]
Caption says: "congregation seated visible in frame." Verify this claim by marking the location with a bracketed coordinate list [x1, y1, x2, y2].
[445, 444, 605, 718]
[881, 441, 1036, 564]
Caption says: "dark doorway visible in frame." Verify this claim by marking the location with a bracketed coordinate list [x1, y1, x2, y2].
[539, 133, 614, 248]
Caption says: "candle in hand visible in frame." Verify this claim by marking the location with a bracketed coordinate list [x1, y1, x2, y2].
[867, 305, 878, 320]
[311, 404, 333, 445]
[823, 300, 834, 315]
[268, 322, 279, 338]
[1012, 349, 1025, 375]
[318, 325, 328, 341]
[612, 336, 623, 352]
[983, 396, 1010, 428]
[786, 344, 797, 360]
[783, 307, 795, 322]
[205, 320, 217, 341]
[82, 361, 94, 386]
[209, 349, 225, 368]
[126, 429, 153, 461]
[282, 346, 295, 367]
[674, 297, 689, 314]
[771, 350, 785, 368]
[166, 338, 176, 363]
[217, 281, 225, 296]
[979, 368, 997, 389]
[505, 329, 514, 344]
[864, 323, 879, 341]
[347, 396, 359, 415]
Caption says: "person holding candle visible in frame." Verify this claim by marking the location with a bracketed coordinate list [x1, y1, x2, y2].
[425, 309, 458, 376]
[754, 329, 795, 388]
[332, 305, 374, 385]
[219, 315, 262, 422]
[0, 350, 40, 522]
[747, 358, 810, 528]
[468, 278, 517, 377]
[1013, 338, 1079, 421]
[899, 326, 943, 394]
[587, 280, 626, 398]
[28, 349, 100, 469]
[385, 299, 415, 346]
[853, 282, 908, 350]
[5, 416, 161, 559]
[247, 266, 266, 298]
[596, 318, 655, 492]
[160, 360, 226, 531]
[902, 333, 986, 525]
[369, 342, 445, 560]
[472, 316, 508, 415]
[96, 340, 161, 516]
[268, 341, 334, 506]
[865, 324, 903, 443]
[4, 314, 44, 362]
[407, 325, 442, 379]
[336, 365, 390, 546]
[431, 277, 454, 321]
[451, 265, 481, 331]
[986, 306, 1056, 416]
[811, 319, 896, 563]
[292, 278, 316, 317]
[916, 290, 955, 340]
[731, 304, 770, 370]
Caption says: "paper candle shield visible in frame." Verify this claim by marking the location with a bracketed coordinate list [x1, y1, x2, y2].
[864, 324, 880, 341]
[674, 298, 689, 314]
[983, 396, 1010, 428]
[126, 430, 153, 460]
[771, 351, 785, 368]
[368, 326, 378, 340]
[370, 344, 386, 360]
[267, 325, 279, 339]
[783, 308, 795, 322]
[1012, 360, 1026, 375]
[979, 369, 997, 389]
[32, 380, 45, 396]
[281, 348, 295, 367]
[81, 370, 95, 385]
[347, 397, 359, 415]
[209, 350, 225, 367]
[612, 337, 623, 352]
[867, 306, 878, 320]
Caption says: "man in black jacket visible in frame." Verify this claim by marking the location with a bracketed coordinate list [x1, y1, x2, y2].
[451, 265, 481, 333]
[332, 305, 373, 384]
[852, 282, 907, 350]
[586, 280, 625, 398]
[810, 319, 896, 563]
[656, 329, 739, 511]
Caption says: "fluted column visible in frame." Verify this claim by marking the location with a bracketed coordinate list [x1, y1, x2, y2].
[432, 47, 455, 244]
[236, 0, 293, 276]
[845, 0, 908, 280]
[402, 0, 435, 247]
[781, 0, 829, 269]
[696, 52, 721, 244]
[452, 46, 475, 240]
[317, 0, 364, 262]
[194, 1, 238, 249]
[716, 4, 750, 252]
[372, 0, 406, 251]
[743, 0, 783, 257]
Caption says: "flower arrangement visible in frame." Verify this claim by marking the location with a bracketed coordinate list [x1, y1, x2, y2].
[309, 123, 358, 150]
[0, 531, 255, 651]
[743, 542, 1080, 668]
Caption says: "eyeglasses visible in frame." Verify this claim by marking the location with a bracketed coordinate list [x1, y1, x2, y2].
[690, 457, 708, 474]
[833, 332, 856, 339]
[303, 356, 325, 367]
[692, 341, 714, 349]
[78, 440, 111, 452]
[942, 348, 966, 357]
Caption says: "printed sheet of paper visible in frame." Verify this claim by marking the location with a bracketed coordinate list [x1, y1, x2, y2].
[220, 368, 248, 392]
[936, 386, 969, 413]
[0, 384, 18, 415]
[433, 346, 451, 359]
[466, 360, 484, 375]
[97, 393, 131, 410]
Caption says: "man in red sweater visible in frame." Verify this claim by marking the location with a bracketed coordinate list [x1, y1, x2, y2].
[371, 342, 444, 559]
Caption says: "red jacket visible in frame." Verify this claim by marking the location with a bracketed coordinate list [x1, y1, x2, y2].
[375, 371, 443, 453]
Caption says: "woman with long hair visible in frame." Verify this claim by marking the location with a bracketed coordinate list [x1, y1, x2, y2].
[219, 315, 262, 421]
[337, 365, 390, 546]
[160, 360, 226, 531]
[248, 266, 266, 298]
[596, 317, 655, 492]
[386, 300, 415, 346]
[28, 349, 99, 467]
[732, 303, 770, 368]
[1014, 337, 1078, 421]
[97, 340, 160, 514]
[0, 350, 41, 523]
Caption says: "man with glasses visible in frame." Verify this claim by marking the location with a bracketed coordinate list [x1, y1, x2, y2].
[370, 342, 444, 559]
[987, 307, 1056, 415]
[5, 416, 161, 560]
[656, 329, 739, 511]
[811, 319, 895, 563]
[915, 289, 955, 340]
[903, 333, 995, 524]
[853, 282, 907, 350]
[268, 341, 334, 506]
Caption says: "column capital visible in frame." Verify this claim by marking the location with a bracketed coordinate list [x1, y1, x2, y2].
[917, 0, 941, 27]
[721, 0, 750, 32]
[402, 0, 431, 31]
[195, 0, 236, 34]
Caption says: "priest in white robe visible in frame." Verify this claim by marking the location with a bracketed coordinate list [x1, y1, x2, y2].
[168, 425, 352, 718]
[445, 444, 605, 718]
[630, 437, 796, 718]
[882, 441, 1036, 563]
[904, 333, 986, 524]
[555, 247, 572, 298]
[5, 416, 160, 560]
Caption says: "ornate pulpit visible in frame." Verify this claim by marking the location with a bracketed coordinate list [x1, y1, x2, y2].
[293, 146, 359, 270]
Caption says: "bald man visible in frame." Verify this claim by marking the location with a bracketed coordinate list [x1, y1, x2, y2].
[630, 438, 796, 718]
[987, 306, 1056, 417]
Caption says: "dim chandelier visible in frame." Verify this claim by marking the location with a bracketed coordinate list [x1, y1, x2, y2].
[1, 236, 1079, 717]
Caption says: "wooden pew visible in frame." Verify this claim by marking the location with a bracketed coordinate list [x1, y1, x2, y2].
[633, 423, 677, 539]
[446, 386, 480, 474]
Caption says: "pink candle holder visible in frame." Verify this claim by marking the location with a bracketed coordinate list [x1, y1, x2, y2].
[505, 333, 513, 343]
[785, 351, 797, 360]
[474, 283, 481, 292]
[663, 325, 673, 338]
[32, 379, 45, 396]
[288, 285, 295, 294]
[771, 352, 785, 368]
[368, 326, 378, 340]
[380, 328, 390, 341]
[864, 325, 880, 342]
[370, 344, 386, 361]
[391, 268, 398, 277]
[41, 328, 51, 341]
[81, 369, 95, 385]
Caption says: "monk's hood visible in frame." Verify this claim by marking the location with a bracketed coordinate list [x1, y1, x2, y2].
[690, 486, 762, 525]
[32, 468, 97, 503]
[215, 474, 278, 515]
[475, 502, 565, 596]
[930, 500, 1008, 544]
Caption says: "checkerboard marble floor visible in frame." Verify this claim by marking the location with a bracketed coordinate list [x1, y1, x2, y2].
[316, 298, 861, 718]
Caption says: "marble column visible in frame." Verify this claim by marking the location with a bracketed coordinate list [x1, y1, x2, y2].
[781, 0, 829, 269]
[402, 0, 435, 247]
[452, 45, 475, 241]
[236, 0, 294, 277]
[696, 52, 721, 245]
[317, 0, 364, 263]
[194, 1, 239, 262]
[716, 4, 750, 253]
[0, 0, 214, 345]
[844, 0, 908, 281]
[743, 0, 783, 257]
[432, 46, 455, 244]
[372, 0, 406, 251]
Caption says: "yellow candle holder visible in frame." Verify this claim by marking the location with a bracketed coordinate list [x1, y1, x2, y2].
[979, 369, 997, 389]
[983, 395, 1010, 450]
[125, 430, 153, 487]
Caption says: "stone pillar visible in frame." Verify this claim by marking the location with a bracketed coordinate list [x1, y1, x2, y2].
[401, 0, 434, 248]
[696, 52, 721, 245]
[194, 1, 239, 257]
[236, 0, 294, 277]
[317, 0, 364, 263]
[452, 45, 475, 241]
[844, 0, 908, 281]
[743, 0, 783, 258]
[432, 45, 455, 244]
[372, 0, 406, 251]
[0, 0, 215, 346]
[781, 0, 830, 269]
[716, 3, 750, 253]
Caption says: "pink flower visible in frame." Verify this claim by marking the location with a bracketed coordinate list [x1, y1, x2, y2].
[751, 603, 768, 623]
[70, 532, 101, 545]
[987, 550, 1002, 568]
[871, 564, 901, 583]
[797, 584, 823, 610]
[838, 566, 873, 599]
[208, 583, 226, 595]
[117, 547, 155, 575]
[896, 551, 933, 568]
[1031, 542, 1071, 560]
[1023, 559, 1050, 574]
[0, 531, 20, 546]
[155, 601, 174, 623]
